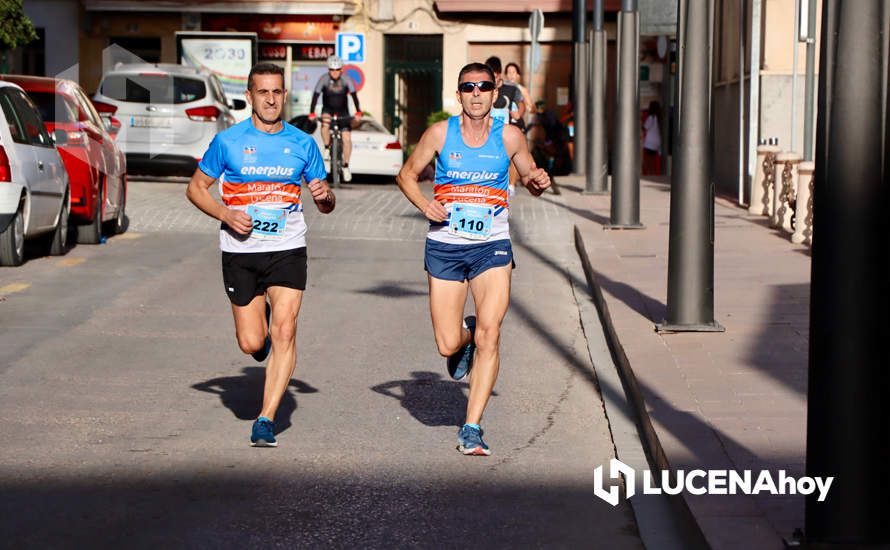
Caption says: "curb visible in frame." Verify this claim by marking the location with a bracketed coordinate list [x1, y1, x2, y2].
[573, 225, 710, 549]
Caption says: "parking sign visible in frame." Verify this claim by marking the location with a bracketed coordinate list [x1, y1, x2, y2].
[336, 32, 365, 63]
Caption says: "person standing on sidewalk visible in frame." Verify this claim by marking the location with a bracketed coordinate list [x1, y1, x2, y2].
[396, 62, 551, 456]
[186, 63, 334, 447]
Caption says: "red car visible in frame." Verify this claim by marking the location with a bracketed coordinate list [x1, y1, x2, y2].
[0, 75, 126, 243]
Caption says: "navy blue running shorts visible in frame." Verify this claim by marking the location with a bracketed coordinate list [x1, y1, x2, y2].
[424, 239, 515, 282]
[221, 247, 307, 306]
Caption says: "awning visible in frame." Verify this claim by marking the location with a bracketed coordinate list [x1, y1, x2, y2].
[84, 1, 359, 15]
[435, 0, 621, 13]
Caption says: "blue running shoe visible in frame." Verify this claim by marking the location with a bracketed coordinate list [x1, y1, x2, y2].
[251, 301, 271, 363]
[457, 424, 491, 456]
[250, 416, 277, 447]
[446, 316, 476, 381]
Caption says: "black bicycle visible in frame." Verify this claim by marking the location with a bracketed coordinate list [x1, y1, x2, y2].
[325, 113, 353, 188]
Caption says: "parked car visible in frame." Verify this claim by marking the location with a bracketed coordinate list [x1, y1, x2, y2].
[1, 75, 127, 244]
[92, 63, 238, 176]
[290, 114, 403, 178]
[0, 81, 70, 266]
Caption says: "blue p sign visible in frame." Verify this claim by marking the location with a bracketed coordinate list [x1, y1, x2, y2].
[336, 33, 365, 63]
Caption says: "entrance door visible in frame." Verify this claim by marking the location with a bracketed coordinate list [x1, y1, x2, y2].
[384, 35, 442, 147]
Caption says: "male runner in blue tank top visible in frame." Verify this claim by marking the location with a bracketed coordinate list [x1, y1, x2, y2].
[186, 63, 334, 447]
[396, 62, 551, 455]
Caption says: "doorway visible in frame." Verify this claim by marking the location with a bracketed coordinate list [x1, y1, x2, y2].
[384, 35, 442, 147]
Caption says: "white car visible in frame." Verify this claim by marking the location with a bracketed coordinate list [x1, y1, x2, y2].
[290, 115, 403, 178]
[0, 81, 70, 266]
[92, 63, 240, 176]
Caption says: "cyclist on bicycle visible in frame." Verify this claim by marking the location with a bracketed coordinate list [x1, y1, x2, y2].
[309, 55, 363, 182]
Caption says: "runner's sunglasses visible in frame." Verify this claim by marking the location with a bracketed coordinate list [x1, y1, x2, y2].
[458, 81, 496, 93]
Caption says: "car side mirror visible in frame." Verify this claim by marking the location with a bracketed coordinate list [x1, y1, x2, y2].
[52, 129, 68, 146]
[231, 99, 247, 110]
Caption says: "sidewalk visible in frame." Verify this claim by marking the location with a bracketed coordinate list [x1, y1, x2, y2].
[557, 175, 810, 549]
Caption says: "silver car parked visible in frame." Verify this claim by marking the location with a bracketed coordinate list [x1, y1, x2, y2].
[92, 63, 240, 176]
[0, 81, 70, 266]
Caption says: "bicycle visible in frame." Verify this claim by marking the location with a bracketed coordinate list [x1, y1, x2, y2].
[323, 113, 353, 188]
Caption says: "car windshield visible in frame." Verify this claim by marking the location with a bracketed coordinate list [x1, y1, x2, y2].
[101, 74, 206, 104]
[28, 91, 79, 123]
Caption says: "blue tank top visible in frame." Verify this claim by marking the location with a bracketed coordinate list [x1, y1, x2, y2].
[428, 116, 511, 244]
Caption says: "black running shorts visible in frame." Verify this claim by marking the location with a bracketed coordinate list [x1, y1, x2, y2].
[221, 247, 307, 306]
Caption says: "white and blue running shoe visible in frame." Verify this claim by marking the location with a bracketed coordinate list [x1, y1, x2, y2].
[250, 417, 277, 447]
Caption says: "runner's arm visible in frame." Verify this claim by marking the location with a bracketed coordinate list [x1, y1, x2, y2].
[396, 121, 448, 222]
[503, 125, 550, 196]
[185, 168, 253, 234]
[307, 178, 335, 214]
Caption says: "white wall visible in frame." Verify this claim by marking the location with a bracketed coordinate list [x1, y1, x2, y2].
[24, 0, 80, 79]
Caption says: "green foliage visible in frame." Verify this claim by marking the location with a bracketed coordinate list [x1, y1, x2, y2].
[0, 0, 37, 50]
[426, 110, 451, 128]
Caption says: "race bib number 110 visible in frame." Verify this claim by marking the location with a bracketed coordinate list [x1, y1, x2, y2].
[448, 203, 492, 240]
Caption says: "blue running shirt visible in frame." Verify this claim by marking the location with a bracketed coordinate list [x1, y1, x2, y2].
[429, 116, 511, 245]
[199, 118, 327, 253]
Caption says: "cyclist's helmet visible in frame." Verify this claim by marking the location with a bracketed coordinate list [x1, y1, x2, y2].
[327, 55, 344, 70]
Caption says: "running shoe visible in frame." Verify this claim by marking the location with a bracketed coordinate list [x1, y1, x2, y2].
[250, 417, 277, 447]
[342, 165, 352, 182]
[251, 301, 272, 363]
[446, 315, 476, 381]
[457, 424, 491, 456]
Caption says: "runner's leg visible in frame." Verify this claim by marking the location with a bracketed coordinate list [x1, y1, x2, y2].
[428, 274, 471, 357]
[231, 295, 268, 354]
[465, 264, 512, 425]
[258, 285, 304, 420]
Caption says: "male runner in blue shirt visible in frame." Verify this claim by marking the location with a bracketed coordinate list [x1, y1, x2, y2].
[186, 63, 334, 447]
[396, 62, 551, 455]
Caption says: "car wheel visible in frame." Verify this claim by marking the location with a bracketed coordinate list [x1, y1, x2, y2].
[77, 184, 103, 244]
[47, 193, 69, 256]
[0, 208, 25, 267]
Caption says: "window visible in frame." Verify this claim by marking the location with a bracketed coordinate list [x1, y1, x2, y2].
[8, 89, 53, 147]
[28, 92, 80, 124]
[0, 92, 27, 144]
[100, 74, 207, 104]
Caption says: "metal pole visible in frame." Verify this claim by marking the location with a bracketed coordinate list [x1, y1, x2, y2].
[657, 0, 723, 333]
[747, 0, 763, 199]
[586, 0, 608, 194]
[802, 0, 816, 160]
[805, 0, 890, 544]
[791, 0, 800, 152]
[572, 0, 588, 176]
[608, 0, 643, 228]
[737, 0, 746, 205]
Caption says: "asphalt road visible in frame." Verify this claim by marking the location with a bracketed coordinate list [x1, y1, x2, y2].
[0, 178, 643, 548]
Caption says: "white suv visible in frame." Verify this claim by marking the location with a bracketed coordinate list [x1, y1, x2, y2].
[0, 81, 70, 266]
[92, 63, 239, 176]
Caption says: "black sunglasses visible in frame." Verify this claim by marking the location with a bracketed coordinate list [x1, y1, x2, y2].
[458, 81, 496, 93]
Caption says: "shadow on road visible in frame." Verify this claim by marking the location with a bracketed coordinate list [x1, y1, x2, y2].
[192, 367, 318, 432]
[371, 371, 495, 427]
